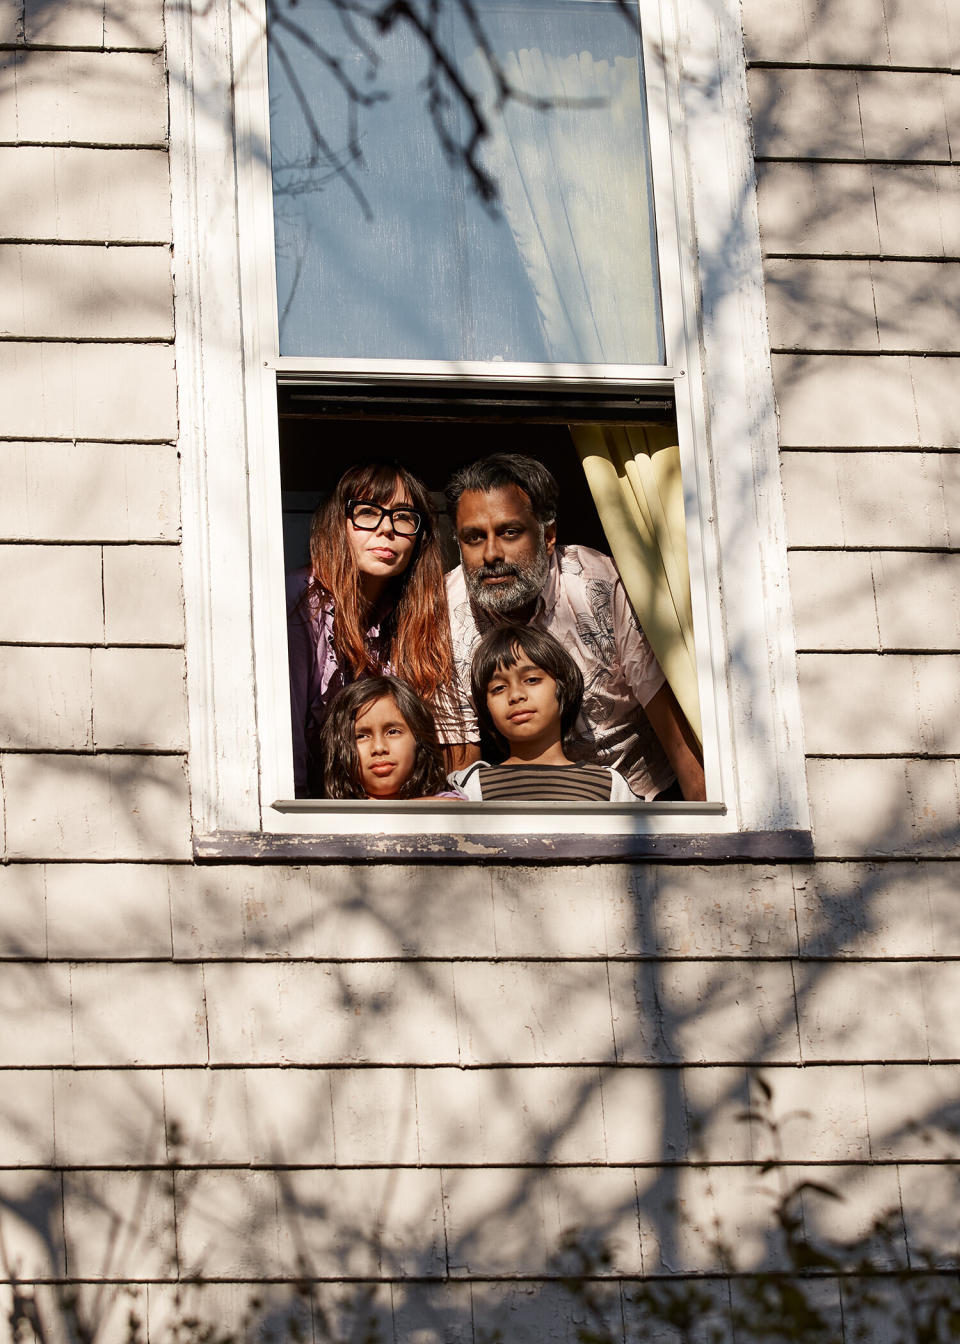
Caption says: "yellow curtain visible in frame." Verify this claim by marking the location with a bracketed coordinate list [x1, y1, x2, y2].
[571, 423, 702, 744]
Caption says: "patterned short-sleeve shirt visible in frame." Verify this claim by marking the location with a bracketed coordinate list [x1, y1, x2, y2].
[445, 544, 673, 800]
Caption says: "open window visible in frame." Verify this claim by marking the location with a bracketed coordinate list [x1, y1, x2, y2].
[277, 382, 704, 795]
[168, 0, 812, 857]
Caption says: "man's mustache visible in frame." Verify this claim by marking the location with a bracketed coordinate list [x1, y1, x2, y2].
[476, 562, 521, 581]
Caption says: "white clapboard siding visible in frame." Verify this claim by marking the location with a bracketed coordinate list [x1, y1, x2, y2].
[0, 49, 167, 144]
[0, 443, 180, 542]
[0, 244, 173, 339]
[780, 450, 959, 549]
[0, 0, 957, 1339]
[0, 147, 172, 242]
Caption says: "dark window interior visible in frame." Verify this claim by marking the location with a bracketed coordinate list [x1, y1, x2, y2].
[278, 382, 675, 574]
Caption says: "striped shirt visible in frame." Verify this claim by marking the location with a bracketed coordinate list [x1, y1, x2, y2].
[445, 545, 672, 799]
[450, 761, 638, 802]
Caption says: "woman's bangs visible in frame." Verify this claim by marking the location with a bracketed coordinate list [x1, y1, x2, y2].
[350, 463, 409, 506]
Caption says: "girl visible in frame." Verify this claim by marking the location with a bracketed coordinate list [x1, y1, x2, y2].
[448, 625, 638, 801]
[287, 460, 456, 796]
[320, 676, 465, 801]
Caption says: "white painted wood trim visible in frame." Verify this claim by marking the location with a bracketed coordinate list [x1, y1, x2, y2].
[263, 800, 731, 836]
[230, 0, 296, 817]
[167, 0, 263, 832]
[639, 0, 730, 811]
[670, 0, 810, 830]
[271, 358, 676, 383]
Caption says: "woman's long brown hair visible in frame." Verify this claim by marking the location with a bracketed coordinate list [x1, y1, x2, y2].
[308, 460, 455, 706]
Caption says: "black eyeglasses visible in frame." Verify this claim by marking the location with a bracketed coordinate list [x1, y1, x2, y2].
[346, 499, 423, 537]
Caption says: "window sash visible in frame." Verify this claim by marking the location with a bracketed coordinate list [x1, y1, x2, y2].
[266, 0, 666, 368]
[240, 0, 687, 383]
[235, 0, 723, 822]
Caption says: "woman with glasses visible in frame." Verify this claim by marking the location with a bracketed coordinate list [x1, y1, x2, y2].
[287, 460, 456, 796]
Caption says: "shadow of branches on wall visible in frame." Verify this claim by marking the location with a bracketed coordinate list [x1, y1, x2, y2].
[1, 0, 959, 1341]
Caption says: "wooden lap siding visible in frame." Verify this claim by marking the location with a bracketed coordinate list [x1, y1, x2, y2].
[0, 2, 958, 1342]
[745, 0, 960, 856]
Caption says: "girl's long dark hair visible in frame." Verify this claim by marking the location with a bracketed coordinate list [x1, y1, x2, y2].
[308, 461, 455, 706]
[319, 675, 449, 800]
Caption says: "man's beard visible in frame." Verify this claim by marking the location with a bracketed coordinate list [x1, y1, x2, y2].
[463, 544, 551, 616]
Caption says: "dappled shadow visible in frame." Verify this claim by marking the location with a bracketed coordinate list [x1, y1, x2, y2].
[2, 847, 960, 1340]
[2, 0, 960, 1340]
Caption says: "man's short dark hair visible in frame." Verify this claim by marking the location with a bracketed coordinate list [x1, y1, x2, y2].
[470, 624, 584, 748]
[445, 453, 559, 525]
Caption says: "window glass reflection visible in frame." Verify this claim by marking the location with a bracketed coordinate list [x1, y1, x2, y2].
[268, 0, 664, 364]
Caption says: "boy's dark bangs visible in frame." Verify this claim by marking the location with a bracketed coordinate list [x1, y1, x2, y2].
[476, 629, 528, 686]
[491, 635, 525, 672]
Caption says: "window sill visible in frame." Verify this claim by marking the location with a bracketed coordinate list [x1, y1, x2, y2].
[194, 802, 813, 863]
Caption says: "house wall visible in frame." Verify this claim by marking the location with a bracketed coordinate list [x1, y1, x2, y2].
[0, 0, 957, 1340]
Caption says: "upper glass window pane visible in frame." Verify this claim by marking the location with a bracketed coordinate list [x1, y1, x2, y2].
[267, 0, 664, 365]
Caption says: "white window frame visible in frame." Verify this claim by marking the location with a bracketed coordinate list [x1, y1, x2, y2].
[167, 0, 811, 855]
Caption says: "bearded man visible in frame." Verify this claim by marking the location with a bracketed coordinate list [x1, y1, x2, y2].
[444, 453, 705, 801]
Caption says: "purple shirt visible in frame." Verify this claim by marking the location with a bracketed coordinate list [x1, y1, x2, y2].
[287, 574, 393, 797]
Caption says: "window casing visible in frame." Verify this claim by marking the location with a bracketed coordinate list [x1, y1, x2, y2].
[167, 0, 811, 854]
